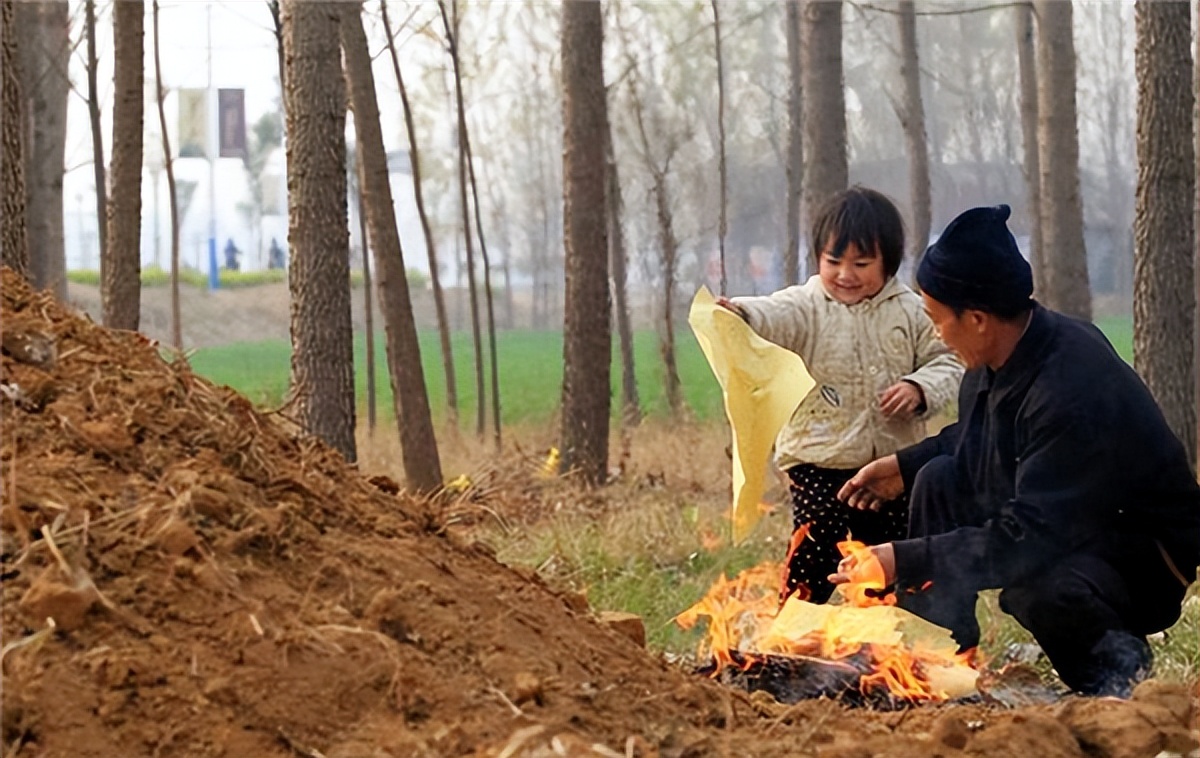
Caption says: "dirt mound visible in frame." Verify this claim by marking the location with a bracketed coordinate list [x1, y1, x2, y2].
[2, 269, 1196, 758]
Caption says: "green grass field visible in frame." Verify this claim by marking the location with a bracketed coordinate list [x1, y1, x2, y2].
[187, 328, 726, 423]
[1094, 314, 1133, 362]
[186, 316, 1136, 423]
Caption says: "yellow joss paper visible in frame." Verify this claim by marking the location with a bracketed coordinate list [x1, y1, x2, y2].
[764, 598, 962, 659]
[688, 286, 814, 543]
[762, 598, 979, 700]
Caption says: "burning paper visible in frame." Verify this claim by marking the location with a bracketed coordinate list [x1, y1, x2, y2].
[677, 545, 979, 703]
[687, 286, 814, 543]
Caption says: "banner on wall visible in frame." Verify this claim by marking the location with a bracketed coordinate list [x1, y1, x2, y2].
[218, 88, 247, 159]
[177, 88, 208, 158]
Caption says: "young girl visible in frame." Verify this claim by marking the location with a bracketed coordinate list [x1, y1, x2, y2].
[718, 186, 963, 604]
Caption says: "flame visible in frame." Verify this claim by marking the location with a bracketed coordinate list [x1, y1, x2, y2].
[778, 524, 813, 604]
[833, 539, 896, 608]
[676, 563, 782, 671]
[678, 552, 979, 703]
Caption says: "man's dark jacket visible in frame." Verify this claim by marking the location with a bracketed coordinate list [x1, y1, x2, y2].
[892, 304, 1200, 619]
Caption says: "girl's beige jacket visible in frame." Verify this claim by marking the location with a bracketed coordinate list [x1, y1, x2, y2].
[732, 275, 964, 471]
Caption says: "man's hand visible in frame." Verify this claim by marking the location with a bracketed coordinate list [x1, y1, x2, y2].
[879, 381, 924, 419]
[715, 296, 747, 320]
[838, 454, 904, 511]
[828, 543, 896, 586]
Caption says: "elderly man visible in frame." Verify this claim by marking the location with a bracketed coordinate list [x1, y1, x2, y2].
[833, 205, 1200, 697]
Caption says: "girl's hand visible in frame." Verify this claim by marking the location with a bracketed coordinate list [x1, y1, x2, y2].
[715, 297, 747, 320]
[879, 380, 925, 419]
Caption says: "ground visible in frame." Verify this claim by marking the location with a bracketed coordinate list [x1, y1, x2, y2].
[2, 272, 1197, 757]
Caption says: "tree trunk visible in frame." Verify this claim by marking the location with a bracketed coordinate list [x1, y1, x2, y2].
[440, 0, 486, 439]
[283, 0, 356, 462]
[654, 179, 683, 419]
[1015, 1, 1044, 296]
[16, 1, 68, 299]
[482, 170, 515, 329]
[152, 0, 181, 350]
[464, 125, 502, 448]
[621, 31, 682, 422]
[84, 0, 106, 272]
[1034, 0, 1091, 320]
[354, 161, 376, 435]
[268, 1, 285, 102]
[784, 0, 803, 286]
[1097, 10, 1130, 303]
[605, 114, 640, 427]
[896, 0, 930, 278]
[711, 0, 728, 296]
[342, 3, 442, 490]
[958, 13, 985, 167]
[534, 128, 553, 330]
[1, 0, 28, 277]
[560, 0, 610, 485]
[1195, 0, 1200, 474]
[1133, 0, 1195, 463]
[102, 0, 143, 331]
[381, 0, 457, 427]
[801, 0, 846, 251]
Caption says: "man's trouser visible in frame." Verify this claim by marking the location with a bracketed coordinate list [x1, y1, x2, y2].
[897, 455, 1185, 696]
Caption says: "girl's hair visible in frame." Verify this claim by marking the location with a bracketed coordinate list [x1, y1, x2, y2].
[810, 186, 906, 277]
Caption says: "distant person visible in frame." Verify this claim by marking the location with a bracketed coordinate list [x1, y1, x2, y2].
[716, 186, 963, 605]
[268, 238, 286, 270]
[223, 238, 241, 272]
[833, 205, 1200, 697]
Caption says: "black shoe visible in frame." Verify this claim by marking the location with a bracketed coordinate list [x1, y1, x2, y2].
[1079, 630, 1152, 698]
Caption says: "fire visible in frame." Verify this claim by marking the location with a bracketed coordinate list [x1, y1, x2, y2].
[675, 563, 780, 671]
[677, 539, 979, 703]
[778, 524, 812, 604]
[833, 539, 896, 608]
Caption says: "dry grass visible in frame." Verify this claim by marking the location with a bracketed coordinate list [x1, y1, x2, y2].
[355, 417, 1199, 684]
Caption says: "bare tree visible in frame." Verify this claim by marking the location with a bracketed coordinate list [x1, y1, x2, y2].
[1015, 1, 1044, 295]
[440, 0, 487, 439]
[618, 19, 685, 419]
[1, 0, 28, 277]
[480, 155, 516, 329]
[101, 0, 143, 331]
[268, 1, 285, 103]
[606, 112, 640, 426]
[895, 0, 930, 276]
[560, 0, 610, 484]
[381, 0, 457, 427]
[152, 0, 181, 350]
[352, 153, 376, 434]
[1034, 0, 1090, 320]
[1195, 0, 1200, 473]
[84, 0, 106, 269]
[801, 0, 847, 250]
[784, 0, 803, 286]
[464, 136, 502, 447]
[1133, 0, 1195, 463]
[16, 1, 69, 299]
[711, 0, 728, 295]
[283, 0, 356, 462]
[341, 2, 443, 490]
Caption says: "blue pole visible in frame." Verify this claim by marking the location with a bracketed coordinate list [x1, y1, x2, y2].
[208, 236, 219, 290]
